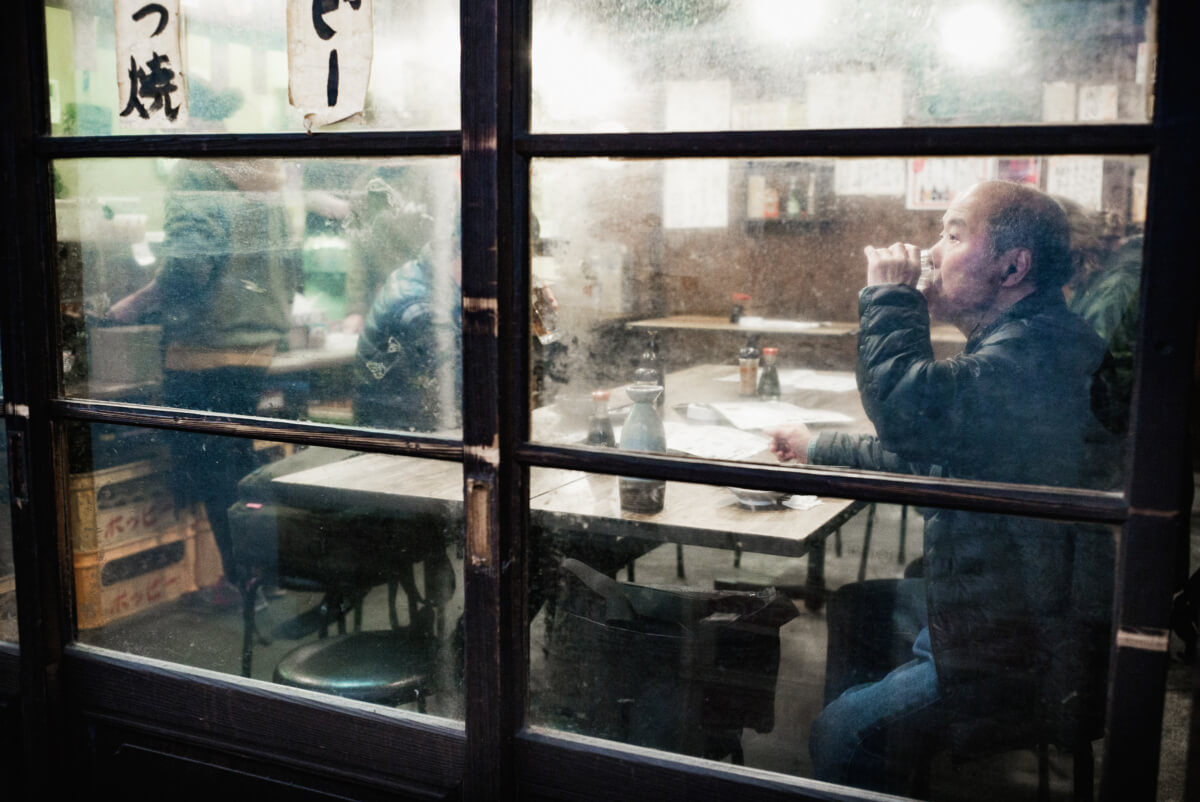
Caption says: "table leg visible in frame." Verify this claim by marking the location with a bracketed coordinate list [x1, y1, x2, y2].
[804, 536, 826, 612]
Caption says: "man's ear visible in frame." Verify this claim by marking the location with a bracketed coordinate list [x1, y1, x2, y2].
[998, 248, 1033, 287]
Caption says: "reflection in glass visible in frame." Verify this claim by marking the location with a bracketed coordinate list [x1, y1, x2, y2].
[69, 424, 465, 718]
[533, 0, 1154, 132]
[527, 472, 1115, 796]
[45, 0, 459, 135]
[56, 157, 462, 436]
[529, 155, 1146, 490]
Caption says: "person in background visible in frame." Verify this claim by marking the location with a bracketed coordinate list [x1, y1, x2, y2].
[1058, 198, 1199, 663]
[352, 226, 462, 432]
[768, 181, 1111, 793]
[347, 223, 463, 645]
[110, 83, 301, 606]
[1058, 196, 1142, 441]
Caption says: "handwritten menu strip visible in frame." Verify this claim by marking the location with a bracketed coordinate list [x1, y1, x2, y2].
[114, 0, 187, 128]
[287, 0, 374, 130]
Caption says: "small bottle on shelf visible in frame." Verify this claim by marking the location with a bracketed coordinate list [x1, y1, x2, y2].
[586, 390, 616, 447]
[785, 177, 801, 220]
[757, 346, 781, 401]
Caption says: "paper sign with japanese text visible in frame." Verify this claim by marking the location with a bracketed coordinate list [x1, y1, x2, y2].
[906, 158, 996, 211]
[288, 0, 373, 131]
[114, 0, 188, 128]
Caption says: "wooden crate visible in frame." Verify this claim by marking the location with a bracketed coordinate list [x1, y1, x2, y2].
[74, 526, 198, 630]
[68, 455, 184, 552]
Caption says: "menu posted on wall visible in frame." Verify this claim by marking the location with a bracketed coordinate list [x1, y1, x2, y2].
[288, 0, 373, 131]
[114, 0, 188, 128]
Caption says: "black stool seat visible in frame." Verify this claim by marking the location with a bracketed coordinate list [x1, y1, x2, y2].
[273, 629, 438, 708]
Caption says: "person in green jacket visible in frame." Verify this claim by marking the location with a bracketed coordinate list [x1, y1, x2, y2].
[110, 149, 300, 603]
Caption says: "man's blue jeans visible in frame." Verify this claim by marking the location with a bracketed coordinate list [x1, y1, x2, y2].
[810, 579, 946, 793]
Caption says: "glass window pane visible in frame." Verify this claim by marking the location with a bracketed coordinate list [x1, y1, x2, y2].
[56, 156, 462, 437]
[532, 0, 1154, 132]
[530, 155, 1147, 491]
[68, 423, 465, 719]
[45, 0, 459, 135]
[527, 474, 1116, 796]
[0, 414, 13, 644]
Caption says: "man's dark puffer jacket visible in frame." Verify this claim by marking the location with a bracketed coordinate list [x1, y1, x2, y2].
[812, 284, 1111, 732]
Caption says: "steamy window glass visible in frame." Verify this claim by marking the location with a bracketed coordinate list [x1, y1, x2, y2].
[0, 335, 12, 643]
[55, 156, 462, 438]
[45, 0, 459, 135]
[530, 154, 1146, 493]
[70, 423, 466, 719]
[532, 0, 1154, 132]
[527, 473, 1116, 796]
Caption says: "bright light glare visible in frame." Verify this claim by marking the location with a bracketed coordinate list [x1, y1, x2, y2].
[746, 0, 825, 43]
[939, 4, 1010, 68]
[533, 22, 630, 124]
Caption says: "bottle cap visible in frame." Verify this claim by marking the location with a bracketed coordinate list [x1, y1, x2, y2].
[592, 390, 610, 401]
[762, 347, 778, 356]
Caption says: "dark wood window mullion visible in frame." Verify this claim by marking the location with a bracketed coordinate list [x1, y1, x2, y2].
[2, 0, 70, 794]
[461, 0, 521, 799]
[1101, 2, 1200, 798]
[38, 131, 462, 160]
[49, 399, 464, 462]
[515, 124, 1154, 160]
[518, 443, 1128, 525]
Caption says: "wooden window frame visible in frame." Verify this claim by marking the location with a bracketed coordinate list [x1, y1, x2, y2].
[0, 0, 1195, 799]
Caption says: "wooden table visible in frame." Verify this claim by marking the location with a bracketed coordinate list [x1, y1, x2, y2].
[237, 364, 875, 615]
[627, 314, 966, 366]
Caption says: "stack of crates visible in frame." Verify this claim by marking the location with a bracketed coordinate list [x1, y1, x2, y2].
[69, 452, 200, 629]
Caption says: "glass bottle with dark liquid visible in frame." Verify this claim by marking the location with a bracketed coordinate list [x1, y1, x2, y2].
[619, 367, 666, 514]
[586, 389, 616, 447]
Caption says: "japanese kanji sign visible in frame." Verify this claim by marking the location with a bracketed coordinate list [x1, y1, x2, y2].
[288, 0, 374, 131]
[114, 0, 188, 128]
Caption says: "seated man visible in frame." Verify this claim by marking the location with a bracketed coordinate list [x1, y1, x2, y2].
[769, 181, 1112, 793]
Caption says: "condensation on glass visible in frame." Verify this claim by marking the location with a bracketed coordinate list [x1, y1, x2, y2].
[525, 468, 1116, 795]
[532, 0, 1155, 133]
[55, 156, 462, 437]
[529, 154, 1147, 492]
[0, 331, 12, 641]
[69, 423, 466, 719]
[44, 0, 459, 136]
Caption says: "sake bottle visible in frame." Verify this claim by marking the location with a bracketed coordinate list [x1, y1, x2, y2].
[619, 367, 666, 514]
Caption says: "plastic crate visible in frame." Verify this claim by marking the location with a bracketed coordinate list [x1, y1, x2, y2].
[74, 526, 198, 630]
[68, 455, 183, 552]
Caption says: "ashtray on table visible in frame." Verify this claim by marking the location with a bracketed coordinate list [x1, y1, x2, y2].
[724, 487, 788, 510]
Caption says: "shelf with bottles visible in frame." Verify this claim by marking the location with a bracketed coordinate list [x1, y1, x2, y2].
[743, 161, 835, 233]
